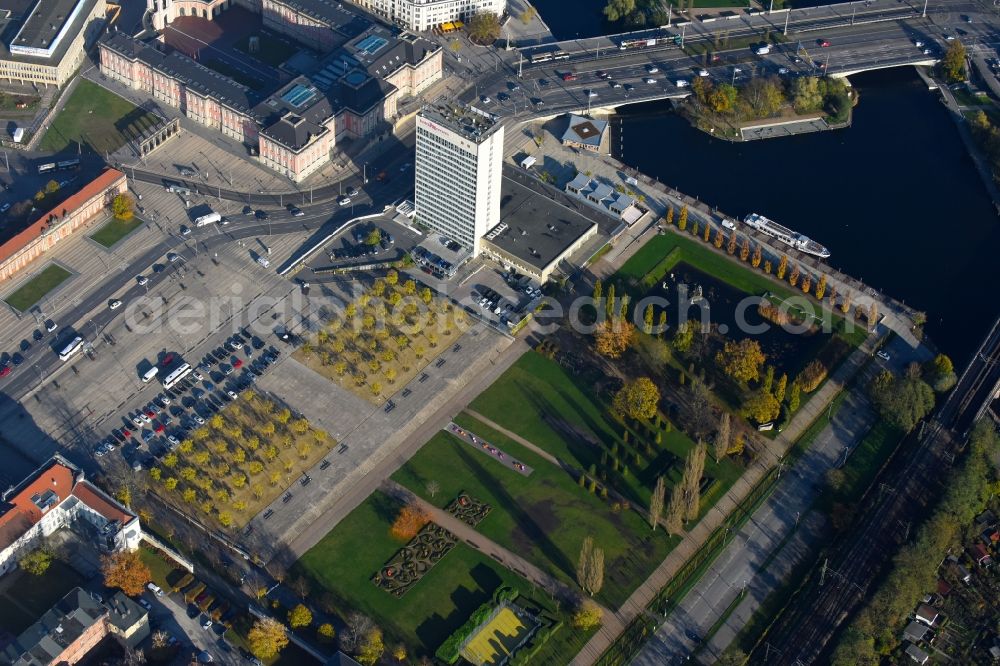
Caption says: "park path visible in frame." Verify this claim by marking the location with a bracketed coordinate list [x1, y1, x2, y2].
[569, 334, 878, 665]
[463, 409, 562, 469]
[381, 479, 622, 633]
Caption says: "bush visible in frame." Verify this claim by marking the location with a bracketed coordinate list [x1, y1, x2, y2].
[797, 360, 827, 393]
[185, 582, 206, 603]
[174, 573, 195, 592]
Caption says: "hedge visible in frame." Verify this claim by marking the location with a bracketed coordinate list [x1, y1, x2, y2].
[435, 587, 518, 663]
[184, 582, 206, 603]
[173, 573, 195, 592]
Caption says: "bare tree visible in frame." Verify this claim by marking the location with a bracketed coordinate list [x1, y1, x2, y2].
[343, 611, 374, 652]
[151, 630, 169, 649]
[576, 536, 605, 596]
[665, 484, 685, 535]
[290, 576, 311, 599]
[682, 441, 707, 522]
[714, 412, 731, 463]
[648, 476, 666, 531]
[426, 480, 440, 499]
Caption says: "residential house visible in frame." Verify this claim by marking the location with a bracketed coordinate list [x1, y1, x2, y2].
[915, 604, 940, 627]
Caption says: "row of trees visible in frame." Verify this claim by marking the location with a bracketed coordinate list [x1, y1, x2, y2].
[647, 440, 708, 536]
[969, 109, 1000, 187]
[831, 421, 1000, 664]
[603, 0, 670, 28]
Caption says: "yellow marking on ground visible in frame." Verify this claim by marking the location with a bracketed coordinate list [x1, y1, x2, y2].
[460, 608, 526, 666]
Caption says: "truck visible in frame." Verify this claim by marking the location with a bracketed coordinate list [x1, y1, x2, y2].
[12, 127, 24, 143]
[194, 212, 221, 227]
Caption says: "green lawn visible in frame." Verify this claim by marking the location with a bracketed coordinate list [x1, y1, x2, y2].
[5, 264, 72, 311]
[392, 417, 677, 609]
[233, 34, 297, 67]
[296, 491, 529, 656]
[138, 545, 186, 592]
[90, 215, 144, 248]
[39, 80, 161, 155]
[466, 352, 743, 512]
[825, 420, 903, 509]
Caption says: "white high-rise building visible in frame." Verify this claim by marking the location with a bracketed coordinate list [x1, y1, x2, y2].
[415, 106, 504, 257]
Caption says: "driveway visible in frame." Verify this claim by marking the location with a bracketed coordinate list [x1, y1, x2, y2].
[144, 588, 243, 665]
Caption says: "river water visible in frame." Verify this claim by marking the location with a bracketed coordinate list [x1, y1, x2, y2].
[610, 67, 1000, 363]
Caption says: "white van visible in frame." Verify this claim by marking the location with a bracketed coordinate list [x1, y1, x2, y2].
[755, 45, 771, 55]
[257, 256, 270, 268]
[194, 212, 221, 227]
[142, 366, 159, 383]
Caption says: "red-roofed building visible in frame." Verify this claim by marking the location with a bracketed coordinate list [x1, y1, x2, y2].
[0, 168, 127, 282]
[0, 455, 141, 576]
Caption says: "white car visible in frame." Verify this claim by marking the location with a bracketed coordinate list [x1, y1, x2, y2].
[139, 413, 151, 424]
[697, 69, 709, 77]
[109, 299, 122, 310]
[192, 370, 204, 381]
[586, 90, 598, 98]
[914, 40, 924, 47]
[721, 219, 736, 230]
[778, 67, 789, 75]
[193, 414, 206, 425]
[131, 415, 143, 426]
[136, 275, 148, 286]
[646, 65, 659, 73]
[876, 350, 891, 361]
[147, 582, 165, 597]
[675, 79, 690, 88]
[167, 434, 179, 446]
[226, 390, 238, 400]
[338, 196, 352, 206]
[645, 77, 657, 84]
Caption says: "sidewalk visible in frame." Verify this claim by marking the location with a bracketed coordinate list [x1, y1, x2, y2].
[570, 333, 878, 664]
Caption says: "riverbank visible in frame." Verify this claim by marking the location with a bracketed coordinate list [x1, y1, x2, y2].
[609, 67, 1000, 364]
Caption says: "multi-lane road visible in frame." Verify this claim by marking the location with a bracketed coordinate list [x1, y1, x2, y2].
[0, 148, 417, 410]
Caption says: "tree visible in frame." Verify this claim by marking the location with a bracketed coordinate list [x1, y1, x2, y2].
[648, 476, 666, 530]
[941, 40, 967, 82]
[791, 75, 823, 113]
[798, 360, 828, 393]
[577, 536, 605, 595]
[613, 377, 660, 421]
[317, 623, 336, 643]
[572, 598, 604, 630]
[102, 551, 151, 596]
[288, 604, 313, 628]
[788, 264, 800, 287]
[740, 237, 750, 262]
[788, 382, 801, 412]
[603, 0, 636, 22]
[707, 82, 738, 113]
[678, 205, 688, 231]
[390, 503, 430, 541]
[248, 617, 289, 661]
[716, 338, 766, 384]
[665, 483, 685, 535]
[815, 275, 827, 300]
[20, 548, 53, 575]
[774, 373, 788, 403]
[742, 389, 781, 423]
[925, 353, 957, 392]
[713, 228, 725, 248]
[392, 644, 407, 662]
[869, 372, 935, 432]
[681, 442, 707, 521]
[739, 76, 785, 117]
[751, 244, 762, 268]
[468, 11, 501, 43]
[714, 412, 731, 462]
[595, 319, 635, 359]
[356, 626, 385, 666]
[519, 6, 537, 23]
[426, 479, 440, 498]
[111, 193, 134, 220]
[643, 304, 654, 334]
[776, 255, 788, 280]
[727, 231, 738, 255]
[665, 208, 674, 227]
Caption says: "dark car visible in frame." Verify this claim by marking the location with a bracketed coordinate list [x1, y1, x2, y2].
[255, 210, 269, 220]
[243, 205, 253, 215]
[11, 352, 23, 366]
[33, 329, 44, 341]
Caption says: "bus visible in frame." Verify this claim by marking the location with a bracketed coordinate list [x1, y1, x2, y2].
[58, 336, 84, 361]
[162, 362, 192, 390]
[37, 163, 56, 175]
[56, 158, 80, 171]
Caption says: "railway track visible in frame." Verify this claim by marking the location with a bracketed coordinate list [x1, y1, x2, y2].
[754, 316, 1000, 665]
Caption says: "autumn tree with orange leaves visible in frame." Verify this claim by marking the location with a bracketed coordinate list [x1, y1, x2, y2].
[102, 551, 151, 596]
[390, 503, 431, 541]
[595, 319, 635, 359]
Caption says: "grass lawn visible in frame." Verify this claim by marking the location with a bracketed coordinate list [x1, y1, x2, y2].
[0, 560, 86, 633]
[295, 491, 529, 656]
[466, 351, 743, 512]
[90, 215, 144, 248]
[39, 80, 161, 155]
[392, 416, 677, 609]
[824, 420, 904, 510]
[138, 545, 187, 592]
[234, 34, 297, 67]
[5, 264, 72, 311]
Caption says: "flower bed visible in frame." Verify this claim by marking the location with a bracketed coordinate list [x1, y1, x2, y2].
[372, 523, 457, 597]
[446, 494, 492, 527]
